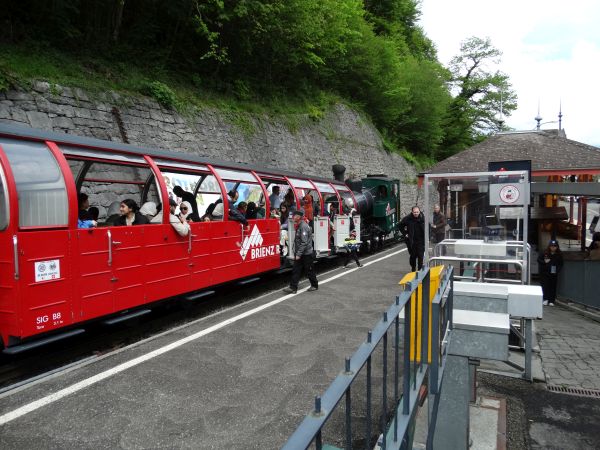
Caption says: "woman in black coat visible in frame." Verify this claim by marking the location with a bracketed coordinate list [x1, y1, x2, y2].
[537, 240, 563, 306]
[116, 199, 150, 226]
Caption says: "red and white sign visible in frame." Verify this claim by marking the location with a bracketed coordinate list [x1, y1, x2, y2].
[499, 185, 520, 204]
[34, 259, 60, 282]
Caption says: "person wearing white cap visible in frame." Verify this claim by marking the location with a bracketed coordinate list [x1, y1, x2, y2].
[167, 198, 190, 237]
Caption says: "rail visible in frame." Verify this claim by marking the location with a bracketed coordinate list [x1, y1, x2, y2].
[282, 266, 454, 450]
[432, 240, 531, 284]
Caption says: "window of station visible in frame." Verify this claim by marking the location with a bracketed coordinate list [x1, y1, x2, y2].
[1, 138, 68, 228]
[216, 168, 266, 220]
[0, 163, 9, 230]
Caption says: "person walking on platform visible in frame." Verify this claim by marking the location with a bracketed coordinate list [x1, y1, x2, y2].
[400, 206, 425, 272]
[431, 204, 446, 244]
[537, 239, 563, 306]
[343, 230, 363, 268]
[283, 210, 318, 294]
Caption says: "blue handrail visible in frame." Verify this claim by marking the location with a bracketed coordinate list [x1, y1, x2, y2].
[282, 265, 454, 450]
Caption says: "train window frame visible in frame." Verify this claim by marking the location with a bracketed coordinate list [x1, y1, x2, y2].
[1, 138, 69, 228]
[312, 181, 336, 194]
[288, 178, 314, 190]
[224, 181, 266, 219]
[259, 177, 293, 211]
[160, 169, 224, 221]
[0, 162, 9, 230]
[153, 158, 209, 172]
[72, 158, 158, 224]
[59, 145, 146, 164]
[214, 168, 258, 183]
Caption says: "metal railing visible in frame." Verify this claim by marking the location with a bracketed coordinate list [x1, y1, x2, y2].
[431, 240, 531, 284]
[282, 266, 454, 450]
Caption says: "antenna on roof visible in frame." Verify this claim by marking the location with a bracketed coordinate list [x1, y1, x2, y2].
[534, 100, 542, 131]
[558, 99, 563, 131]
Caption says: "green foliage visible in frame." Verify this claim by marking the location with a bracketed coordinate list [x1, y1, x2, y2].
[142, 81, 179, 110]
[0, 2, 517, 164]
[440, 37, 518, 159]
[0, 69, 11, 92]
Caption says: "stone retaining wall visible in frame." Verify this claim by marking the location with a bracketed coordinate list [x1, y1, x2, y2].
[0, 81, 423, 216]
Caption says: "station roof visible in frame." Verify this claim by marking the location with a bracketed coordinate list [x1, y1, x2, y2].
[422, 130, 600, 177]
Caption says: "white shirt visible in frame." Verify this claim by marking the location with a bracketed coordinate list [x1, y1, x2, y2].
[269, 193, 282, 209]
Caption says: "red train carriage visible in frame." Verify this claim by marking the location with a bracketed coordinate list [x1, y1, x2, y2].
[0, 124, 358, 353]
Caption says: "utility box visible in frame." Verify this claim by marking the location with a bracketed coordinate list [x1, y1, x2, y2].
[333, 215, 350, 248]
[313, 217, 330, 254]
[507, 284, 543, 318]
[399, 265, 445, 362]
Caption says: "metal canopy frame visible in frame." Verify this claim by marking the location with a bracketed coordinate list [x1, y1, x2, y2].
[424, 170, 530, 284]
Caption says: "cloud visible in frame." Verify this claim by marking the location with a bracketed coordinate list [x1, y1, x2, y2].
[419, 0, 600, 146]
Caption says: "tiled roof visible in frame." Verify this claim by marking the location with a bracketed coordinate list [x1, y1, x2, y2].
[424, 130, 600, 174]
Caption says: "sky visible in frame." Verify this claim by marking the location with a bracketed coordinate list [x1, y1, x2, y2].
[419, 0, 600, 147]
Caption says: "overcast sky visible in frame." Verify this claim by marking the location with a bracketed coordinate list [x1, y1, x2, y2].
[419, 0, 600, 147]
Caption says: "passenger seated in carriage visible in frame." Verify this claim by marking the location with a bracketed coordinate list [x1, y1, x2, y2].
[116, 199, 150, 226]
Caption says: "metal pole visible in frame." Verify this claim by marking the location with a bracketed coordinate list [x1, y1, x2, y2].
[523, 171, 529, 284]
[424, 176, 430, 264]
[524, 319, 533, 382]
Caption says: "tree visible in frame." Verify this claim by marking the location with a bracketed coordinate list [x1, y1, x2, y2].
[440, 37, 517, 159]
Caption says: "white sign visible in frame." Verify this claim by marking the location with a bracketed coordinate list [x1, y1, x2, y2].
[489, 183, 527, 206]
[499, 185, 520, 204]
[35, 259, 60, 282]
[239, 225, 277, 261]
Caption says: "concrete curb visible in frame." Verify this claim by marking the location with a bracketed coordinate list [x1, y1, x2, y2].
[556, 298, 600, 323]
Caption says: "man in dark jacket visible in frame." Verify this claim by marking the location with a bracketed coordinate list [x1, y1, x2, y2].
[400, 206, 425, 272]
[283, 210, 318, 294]
[431, 204, 446, 244]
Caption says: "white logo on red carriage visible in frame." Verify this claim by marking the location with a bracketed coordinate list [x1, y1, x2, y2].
[240, 225, 277, 261]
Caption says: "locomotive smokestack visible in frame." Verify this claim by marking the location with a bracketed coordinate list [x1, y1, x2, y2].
[332, 164, 346, 182]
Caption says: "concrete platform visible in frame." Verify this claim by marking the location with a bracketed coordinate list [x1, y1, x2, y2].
[0, 246, 411, 449]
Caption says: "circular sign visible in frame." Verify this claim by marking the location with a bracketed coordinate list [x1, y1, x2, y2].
[499, 185, 520, 204]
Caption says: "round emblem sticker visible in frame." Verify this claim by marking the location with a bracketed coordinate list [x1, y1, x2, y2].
[499, 185, 520, 204]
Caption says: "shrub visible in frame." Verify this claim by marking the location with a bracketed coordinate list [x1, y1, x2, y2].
[142, 81, 178, 110]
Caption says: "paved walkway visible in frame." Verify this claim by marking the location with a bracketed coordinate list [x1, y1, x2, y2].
[535, 304, 600, 390]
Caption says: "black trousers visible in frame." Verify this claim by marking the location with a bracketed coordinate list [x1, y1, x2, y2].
[541, 274, 558, 303]
[408, 245, 424, 272]
[344, 248, 360, 267]
[290, 254, 318, 290]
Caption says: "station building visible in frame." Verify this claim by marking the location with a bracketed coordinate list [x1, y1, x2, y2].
[420, 128, 600, 308]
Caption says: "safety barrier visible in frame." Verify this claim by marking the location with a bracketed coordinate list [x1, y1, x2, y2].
[431, 239, 531, 285]
[282, 266, 454, 450]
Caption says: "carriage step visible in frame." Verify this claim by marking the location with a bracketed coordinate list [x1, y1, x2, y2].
[238, 277, 260, 285]
[3, 329, 85, 354]
[102, 309, 151, 325]
[185, 290, 216, 301]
